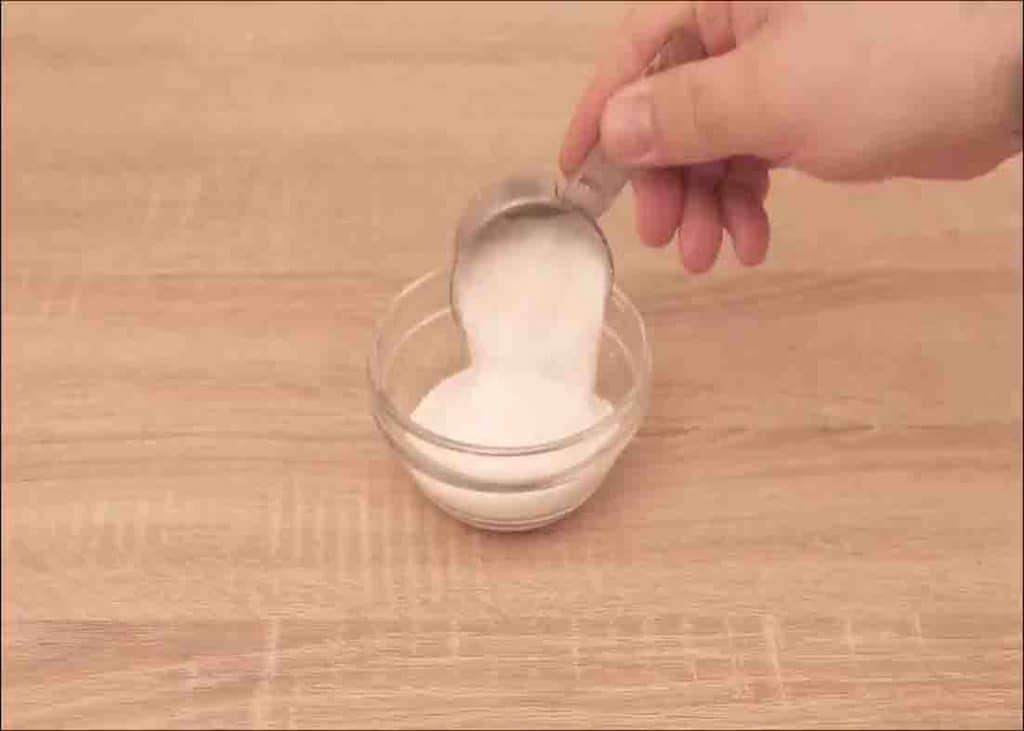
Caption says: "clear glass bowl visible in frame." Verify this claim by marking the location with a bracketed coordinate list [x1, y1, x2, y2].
[368, 269, 652, 531]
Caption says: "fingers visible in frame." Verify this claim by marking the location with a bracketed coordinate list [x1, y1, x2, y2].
[601, 42, 790, 167]
[677, 164, 724, 273]
[636, 158, 769, 272]
[631, 168, 684, 246]
[559, 2, 698, 176]
[721, 156, 770, 266]
[564, 3, 778, 275]
[725, 155, 770, 201]
[721, 186, 770, 266]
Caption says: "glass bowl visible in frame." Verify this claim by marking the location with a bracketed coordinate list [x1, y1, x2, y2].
[368, 269, 651, 531]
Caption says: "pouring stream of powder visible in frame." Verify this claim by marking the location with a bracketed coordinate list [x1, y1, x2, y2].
[412, 211, 612, 447]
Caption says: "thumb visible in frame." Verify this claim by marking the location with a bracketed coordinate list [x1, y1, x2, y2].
[600, 46, 788, 167]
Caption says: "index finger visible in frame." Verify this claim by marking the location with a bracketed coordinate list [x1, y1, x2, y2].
[559, 2, 700, 175]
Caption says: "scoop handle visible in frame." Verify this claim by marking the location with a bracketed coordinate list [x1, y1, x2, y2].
[558, 30, 702, 219]
[558, 145, 631, 219]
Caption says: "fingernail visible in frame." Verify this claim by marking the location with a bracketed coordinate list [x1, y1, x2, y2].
[601, 83, 653, 163]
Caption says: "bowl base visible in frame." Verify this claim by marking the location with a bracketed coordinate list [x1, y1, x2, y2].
[417, 487, 587, 532]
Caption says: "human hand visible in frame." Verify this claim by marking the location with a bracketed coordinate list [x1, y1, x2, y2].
[560, 1, 1023, 272]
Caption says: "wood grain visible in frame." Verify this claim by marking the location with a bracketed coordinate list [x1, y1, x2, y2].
[2, 2, 1021, 728]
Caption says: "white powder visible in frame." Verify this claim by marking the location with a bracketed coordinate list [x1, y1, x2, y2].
[407, 211, 618, 529]
[414, 211, 611, 447]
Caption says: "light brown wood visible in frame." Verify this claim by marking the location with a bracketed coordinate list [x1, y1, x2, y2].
[3, 2, 1022, 728]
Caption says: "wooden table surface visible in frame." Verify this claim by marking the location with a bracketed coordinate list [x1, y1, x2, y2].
[3, 2, 1022, 728]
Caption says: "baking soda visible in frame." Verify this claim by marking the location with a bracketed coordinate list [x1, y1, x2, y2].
[412, 211, 612, 448]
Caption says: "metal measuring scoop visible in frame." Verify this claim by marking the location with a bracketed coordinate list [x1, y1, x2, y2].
[450, 176, 613, 328]
[448, 147, 623, 324]
[449, 31, 699, 324]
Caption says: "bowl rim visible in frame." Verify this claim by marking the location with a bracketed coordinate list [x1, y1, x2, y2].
[367, 268, 652, 457]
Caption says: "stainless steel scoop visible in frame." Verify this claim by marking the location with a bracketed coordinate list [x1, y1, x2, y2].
[450, 31, 699, 322]
[450, 175, 616, 326]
